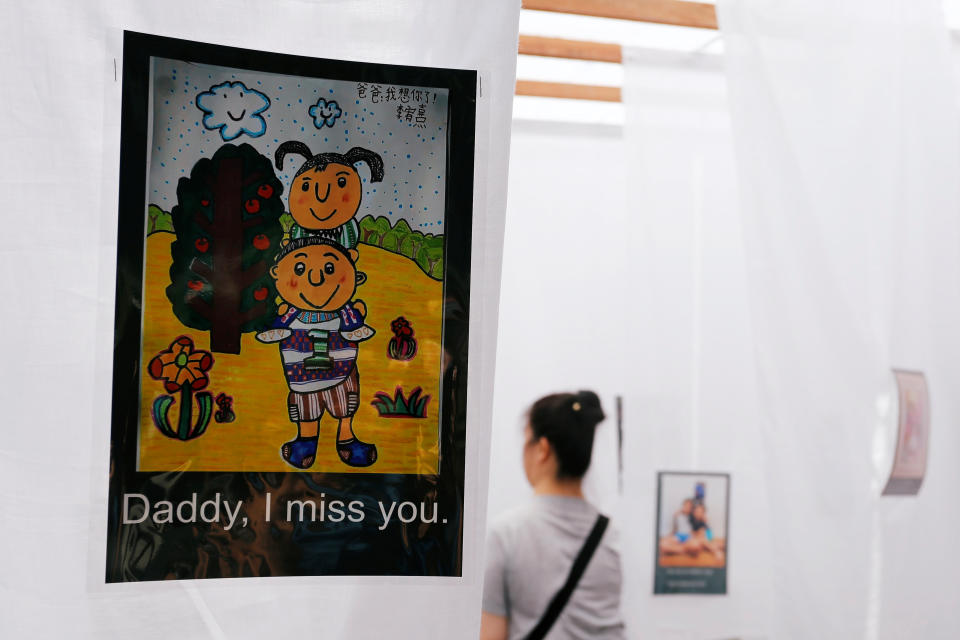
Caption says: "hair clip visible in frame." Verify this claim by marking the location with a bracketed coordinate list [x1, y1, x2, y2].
[571, 402, 581, 411]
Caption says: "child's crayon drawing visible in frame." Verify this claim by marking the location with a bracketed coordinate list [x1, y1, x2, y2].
[138, 56, 450, 474]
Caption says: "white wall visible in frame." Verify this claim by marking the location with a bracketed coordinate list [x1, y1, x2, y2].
[492, 113, 775, 639]
[489, 120, 628, 519]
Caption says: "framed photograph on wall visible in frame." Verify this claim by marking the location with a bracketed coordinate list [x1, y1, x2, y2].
[106, 31, 476, 581]
[882, 369, 930, 496]
[653, 471, 730, 594]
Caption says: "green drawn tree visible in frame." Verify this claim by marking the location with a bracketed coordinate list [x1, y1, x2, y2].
[167, 143, 284, 354]
[147, 204, 173, 234]
[360, 216, 392, 245]
[358, 215, 445, 280]
[417, 235, 444, 279]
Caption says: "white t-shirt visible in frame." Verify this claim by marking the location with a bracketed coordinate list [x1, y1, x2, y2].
[482, 496, 626, 640]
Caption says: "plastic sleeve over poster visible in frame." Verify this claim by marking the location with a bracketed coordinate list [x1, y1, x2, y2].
[106, 31, 476, 581]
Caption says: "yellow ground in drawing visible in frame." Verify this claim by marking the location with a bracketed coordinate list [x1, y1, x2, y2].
[138, 232, 442, 474]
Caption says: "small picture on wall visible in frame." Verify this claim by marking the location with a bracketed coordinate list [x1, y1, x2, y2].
[654, 471, 730, 595]
[882, 369, 930, 496]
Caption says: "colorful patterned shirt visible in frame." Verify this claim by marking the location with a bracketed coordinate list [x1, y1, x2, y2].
[272, 306, 360, 393]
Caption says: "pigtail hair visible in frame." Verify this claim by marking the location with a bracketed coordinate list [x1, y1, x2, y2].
[344, 147, 384, 183]
[275, 141, 313, 171]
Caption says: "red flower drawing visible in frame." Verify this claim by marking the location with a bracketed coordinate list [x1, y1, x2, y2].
[390, 316, 414, 337]
[148, 335, 214, 393]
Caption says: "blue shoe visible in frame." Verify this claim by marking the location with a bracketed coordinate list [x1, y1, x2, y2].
[281, 435, 319, 469]
[336, 438, 378, 467]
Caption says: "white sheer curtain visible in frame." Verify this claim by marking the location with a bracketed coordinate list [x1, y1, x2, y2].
[619, 47, 774, 639]
[1, 1, 519, 638]
[492, 52, 772, 636]
[718, 1, 960, 638]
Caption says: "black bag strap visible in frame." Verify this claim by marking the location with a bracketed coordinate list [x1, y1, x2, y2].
[525, 514, 610, 640]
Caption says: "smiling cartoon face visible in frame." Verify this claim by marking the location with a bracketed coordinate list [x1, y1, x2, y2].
[288, 163, 363, 231]
[271, 243, 360, 312]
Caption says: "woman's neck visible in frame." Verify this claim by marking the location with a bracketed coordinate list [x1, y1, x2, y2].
[533, 475, 584, 499]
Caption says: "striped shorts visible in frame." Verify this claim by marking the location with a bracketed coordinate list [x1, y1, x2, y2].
[287, 367, 360, 422]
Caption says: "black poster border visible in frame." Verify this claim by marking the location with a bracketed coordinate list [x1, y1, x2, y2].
[652, 471, 731, 595]
[107, 31, 476, 582]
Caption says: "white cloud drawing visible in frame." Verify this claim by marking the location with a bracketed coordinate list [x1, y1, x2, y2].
[195, 81, 270, 141]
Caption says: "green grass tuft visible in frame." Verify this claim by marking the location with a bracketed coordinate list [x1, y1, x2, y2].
[371, 386, 430, 418]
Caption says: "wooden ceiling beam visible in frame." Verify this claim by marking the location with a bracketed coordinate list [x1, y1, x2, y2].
[516, 80, 622, 102]
[519, 34, 623, 62]
[516, 1, 718, 100]
[522, 0, 718, 30]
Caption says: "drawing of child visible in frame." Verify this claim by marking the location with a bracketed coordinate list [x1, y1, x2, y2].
[274, 141, 383, 249]
[256, 236, 377, 469]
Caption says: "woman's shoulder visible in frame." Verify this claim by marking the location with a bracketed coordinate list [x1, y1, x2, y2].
[488, 502, 539, 539]
[489, 496, 609, 543]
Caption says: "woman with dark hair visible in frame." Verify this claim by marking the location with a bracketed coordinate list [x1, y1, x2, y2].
[481, 391, 625, 640]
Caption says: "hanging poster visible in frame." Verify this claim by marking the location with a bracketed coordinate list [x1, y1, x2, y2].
[653, 471, 730, 595]
[106, 31, 476, 581]
[882, 369, 929, 496]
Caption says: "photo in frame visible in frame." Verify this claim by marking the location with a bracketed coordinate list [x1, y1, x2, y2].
[106, 31, 476, 581]
[653, 471, 730, 595]
[882, 369, 930, 496]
